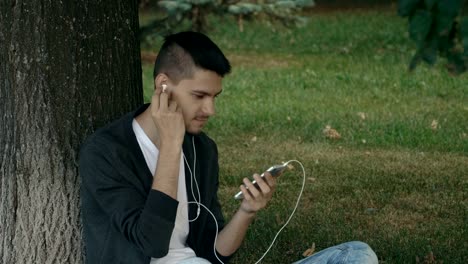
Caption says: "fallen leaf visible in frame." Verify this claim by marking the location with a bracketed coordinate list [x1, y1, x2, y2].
[251, 136, 257, 142]
[275, 213, 284, 225]
[361, 139, 367, 144]
[302, 243, 315, 257]
[287, 116, 291, 121]
[323, 125, 341, 140]
[431, 120, 439, 130]
[357, 112, 367, 120]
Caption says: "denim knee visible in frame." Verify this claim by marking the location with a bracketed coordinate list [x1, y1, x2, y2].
[292, 241, 379, 264]
[342, 241, 378, 264]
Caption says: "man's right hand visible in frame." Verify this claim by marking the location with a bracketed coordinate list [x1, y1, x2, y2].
[150, 84, 185, 199]
[151, 85, 185, 149]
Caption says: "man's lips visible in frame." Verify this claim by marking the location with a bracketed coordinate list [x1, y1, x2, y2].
[194, 117, 209, 122]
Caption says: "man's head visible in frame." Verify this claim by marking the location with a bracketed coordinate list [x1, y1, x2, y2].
[152, 31, 231, 134]
[153, 31, 231, 84]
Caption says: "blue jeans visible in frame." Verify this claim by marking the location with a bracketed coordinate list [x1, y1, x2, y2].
[179, 241, 377, 264]
[292, 241, 378, 264]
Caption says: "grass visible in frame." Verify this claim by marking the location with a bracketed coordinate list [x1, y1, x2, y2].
[140, 9, 468, 264]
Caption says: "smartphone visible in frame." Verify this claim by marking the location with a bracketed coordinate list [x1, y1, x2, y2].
[234, 162, 289, 200]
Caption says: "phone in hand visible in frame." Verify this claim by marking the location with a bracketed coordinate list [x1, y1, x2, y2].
[234, 162, 289, 200]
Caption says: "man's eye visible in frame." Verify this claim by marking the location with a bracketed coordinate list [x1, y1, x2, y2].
[193, 94, 204, 99]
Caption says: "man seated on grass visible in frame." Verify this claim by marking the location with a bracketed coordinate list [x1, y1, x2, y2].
[79, 31, 379, 264]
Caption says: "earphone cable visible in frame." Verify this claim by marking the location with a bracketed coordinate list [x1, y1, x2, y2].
[184, 138, 306, 263]
[253, 160, 306, 264]
[183, 136, 201, 222]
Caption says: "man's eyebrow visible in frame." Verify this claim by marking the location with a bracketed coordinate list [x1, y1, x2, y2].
[193, 89, 223, 96]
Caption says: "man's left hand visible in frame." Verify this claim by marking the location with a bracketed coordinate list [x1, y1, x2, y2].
[238, 172, 276, 215]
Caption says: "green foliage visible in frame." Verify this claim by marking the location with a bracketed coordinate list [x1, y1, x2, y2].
[228, 3, 262, 15]
[141, 0, 314, 37]
[397, 0, 420, 16]
[158, 0, 191, 13]
[398, 0, 468, 74]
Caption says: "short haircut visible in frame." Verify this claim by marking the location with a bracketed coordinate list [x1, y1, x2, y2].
[153, 31, 231, 83]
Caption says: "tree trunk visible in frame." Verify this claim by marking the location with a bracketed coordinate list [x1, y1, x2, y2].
[0, 0, 143, 263]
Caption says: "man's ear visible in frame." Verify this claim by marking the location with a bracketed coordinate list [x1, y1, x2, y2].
[154, 73, 170, 92]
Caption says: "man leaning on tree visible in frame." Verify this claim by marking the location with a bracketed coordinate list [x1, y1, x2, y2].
[79, 31, 379, 264]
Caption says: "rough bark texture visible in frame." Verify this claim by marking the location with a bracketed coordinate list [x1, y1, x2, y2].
[0, 0, 143, 263]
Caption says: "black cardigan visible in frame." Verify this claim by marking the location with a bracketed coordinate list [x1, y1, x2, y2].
[79, 104, 232, 263]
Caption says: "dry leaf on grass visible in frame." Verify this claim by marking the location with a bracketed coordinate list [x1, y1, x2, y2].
[431, 120, 439, 131]
[251, 136, 257, 142]
[322, 125, 341, 140]
[416, 251, 442, 264]
[275, 213, 285, 225]
[357, 112, 367, 120]
[302, 243, 315, 257]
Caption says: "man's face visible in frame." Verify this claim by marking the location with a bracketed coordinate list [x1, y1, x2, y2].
[169, 69, 223, 134]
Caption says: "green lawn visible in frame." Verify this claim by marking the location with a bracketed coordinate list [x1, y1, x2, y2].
[140, 10, 467, 264]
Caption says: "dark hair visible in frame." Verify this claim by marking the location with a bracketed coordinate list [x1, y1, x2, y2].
[153, 31, 231, 83]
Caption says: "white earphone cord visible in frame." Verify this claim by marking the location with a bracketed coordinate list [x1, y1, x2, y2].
[184, 138, 306, 264]
[183, 137, 201, 222]
[252, 160, 306, 264]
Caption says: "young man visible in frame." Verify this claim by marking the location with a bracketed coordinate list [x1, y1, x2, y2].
[80, 31, 378, 264]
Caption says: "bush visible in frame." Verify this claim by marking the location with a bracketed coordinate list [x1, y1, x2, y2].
[398, 0, 468, 74]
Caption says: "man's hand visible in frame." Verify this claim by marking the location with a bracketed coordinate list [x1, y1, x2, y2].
[239, 172, 276, 215]
[215, 172, 277, 256]
[151, 85, 185, 149]
[150, 85, 185, 199]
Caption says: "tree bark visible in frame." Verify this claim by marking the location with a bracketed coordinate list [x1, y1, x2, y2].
[0, 0, 143, 263]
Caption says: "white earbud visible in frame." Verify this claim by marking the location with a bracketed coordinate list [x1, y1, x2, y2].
[162, 84, 168, 93]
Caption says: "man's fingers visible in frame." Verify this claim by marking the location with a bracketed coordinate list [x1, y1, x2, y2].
[159, 90, 169, 111]
[263, 172, 276, 190]
[152, 87, 161, 110]
[168, 100, 178, 112]
[254, 174, 272, 195]
[243, 177, 260, 198]
[240, 185, 252, 201]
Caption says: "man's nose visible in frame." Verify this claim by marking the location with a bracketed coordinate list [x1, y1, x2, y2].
[203, 98, 215, 116]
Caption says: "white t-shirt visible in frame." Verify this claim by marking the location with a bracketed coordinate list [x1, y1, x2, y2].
[132, 119, 197, 263]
